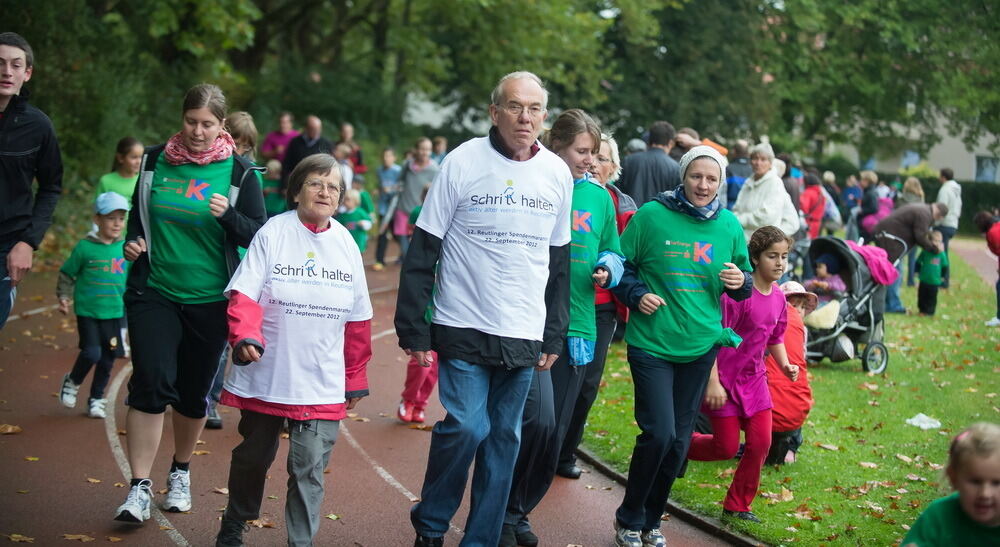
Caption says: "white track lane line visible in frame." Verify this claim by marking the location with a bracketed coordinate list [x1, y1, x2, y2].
[5, 303, 59, 322]
[106, 362, 191, 546]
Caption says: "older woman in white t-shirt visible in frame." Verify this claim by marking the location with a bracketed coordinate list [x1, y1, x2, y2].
[214, 154, 374, 547]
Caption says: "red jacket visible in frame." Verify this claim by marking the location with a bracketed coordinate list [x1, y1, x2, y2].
[800, 185, 825, 239]
[987, 222, 1000, 268]
[766, 304, 813, 432]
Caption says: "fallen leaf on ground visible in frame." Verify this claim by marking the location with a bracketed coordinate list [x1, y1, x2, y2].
[324, 514, 340, 521]
[351, 416, 370, 423]
[895, 454, 913, 464]
[697, 483, 722, 489]
[192, 450, 211, 456]
[346, 412, 358, 418]
[159, 526, 173, 531]
[107, 537, 122, 543]
[16, 489, 28, 494]
[62, 534, 95, 542]
[408, 424, 433, 431]
[117, 429, 126, 436]
[248, 519, 275, 528]
[859, 461, 878, 469]
[905, 474, 927, 481]
[213, 487, 229, 495]
[24, 456, 39, 462]
[717, 467, 736, 478]
[6, 534, 34, 543]
[196, 439, 206, 445]
[816, 443, 839, 451]
[585, 485, 595, 490]
[158, 488, 168, 494]
[0, 424, 23, 434]
[86, 478, 101, 484]
[114, 482, 126, 488]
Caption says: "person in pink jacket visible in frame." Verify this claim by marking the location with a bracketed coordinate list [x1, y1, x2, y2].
[214, 154, 374, 547]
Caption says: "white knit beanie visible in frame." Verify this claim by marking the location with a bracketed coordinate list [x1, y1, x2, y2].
[679, 145, 728, 182]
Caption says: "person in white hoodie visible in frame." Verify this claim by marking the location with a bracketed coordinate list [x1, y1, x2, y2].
[732, 143, 799, 240]
[934, 167, 961, 288]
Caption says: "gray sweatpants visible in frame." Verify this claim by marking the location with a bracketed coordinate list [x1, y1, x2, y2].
[223, 410, 340, 547]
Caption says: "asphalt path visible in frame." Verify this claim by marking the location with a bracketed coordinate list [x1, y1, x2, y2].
[0, 256, 728, 546]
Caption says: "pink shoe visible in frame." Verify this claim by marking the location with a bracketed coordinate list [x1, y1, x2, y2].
[412, 408, 426, 423]
[397, 400, 414, 423]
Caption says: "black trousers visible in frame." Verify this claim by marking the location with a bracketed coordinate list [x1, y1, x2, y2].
[917, 283, 939, 315]
[505, 346, 587, 530]
[558, 303, 617, 469]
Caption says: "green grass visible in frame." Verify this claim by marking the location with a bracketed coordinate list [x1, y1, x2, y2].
[584, 245, 999, 546]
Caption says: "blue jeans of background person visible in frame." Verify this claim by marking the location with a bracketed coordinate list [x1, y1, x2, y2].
[615, 345, 718, 531]
[934, 226, 957, 288]
[906, 247, 918, 286]
[411, 358, 534, 546]
[885, 261, 906, 312]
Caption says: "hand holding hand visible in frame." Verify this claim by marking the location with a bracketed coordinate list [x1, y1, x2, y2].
[123, 237, 147, 261]
[209, 193, 230, 218]
[638, 293, 665, 315]
[346, 397, 362, 410]
[592, 268, 609, 288]
[536, 353, 558, 371]
[719, 263, 745, 290]
[405, 349, 434, 368]
[237, 343, 262, 363]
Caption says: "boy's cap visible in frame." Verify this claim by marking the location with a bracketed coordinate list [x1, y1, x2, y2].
[95, 192, 131, 214]
[779, 281, 818, 315]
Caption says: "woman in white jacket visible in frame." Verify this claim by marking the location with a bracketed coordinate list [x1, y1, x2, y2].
[732, 143, 799, 240]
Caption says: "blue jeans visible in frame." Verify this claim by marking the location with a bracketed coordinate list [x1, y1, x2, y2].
[0, 244, 15, 330]
[411, 358, 534, 545]
[615, 345, 718, 531]
[885, 261, 905, 312]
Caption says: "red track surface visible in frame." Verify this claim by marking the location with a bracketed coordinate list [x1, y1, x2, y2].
[0, 258, 728, 546]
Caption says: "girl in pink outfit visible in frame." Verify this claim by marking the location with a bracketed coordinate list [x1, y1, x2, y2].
[399, 349, 438, 423]
[687, 226, 800, 523]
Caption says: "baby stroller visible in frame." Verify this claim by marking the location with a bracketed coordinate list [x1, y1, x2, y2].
[803, 234, 907, 374]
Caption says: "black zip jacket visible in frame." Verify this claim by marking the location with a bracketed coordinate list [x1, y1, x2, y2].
[124, 144, 266, 294]
[0, 92, 63, 249]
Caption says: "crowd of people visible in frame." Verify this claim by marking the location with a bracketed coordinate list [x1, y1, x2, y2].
[2, 30, 999, 547]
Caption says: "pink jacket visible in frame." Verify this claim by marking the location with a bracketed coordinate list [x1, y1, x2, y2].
[846, 240, 899, 285]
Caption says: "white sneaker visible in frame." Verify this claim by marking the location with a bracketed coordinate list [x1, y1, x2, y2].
[161, 469, 192, 512]
[641, 528, 666, 547]
[114, 479, 152, 523]
[986, 317, 1000, 327]
[88, 398, 108, 419]
[614, 520, 643, 547]
[60, 374, 80, 408]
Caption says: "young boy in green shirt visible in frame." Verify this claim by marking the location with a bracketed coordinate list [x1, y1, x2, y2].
[57, 192, 131, 419]
[915, 230, 949, 316]
[336, 189, 373, 252]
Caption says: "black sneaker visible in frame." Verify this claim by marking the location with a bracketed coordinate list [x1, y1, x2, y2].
[216, 517, 249, 547]
[499, 524, 518, 547]
[722, 509, 761, 523]
[206, 404, 223, 430]
[556, 464, 582, 479]
[516, 528, 539, 547]
[414, 534, 443, 547]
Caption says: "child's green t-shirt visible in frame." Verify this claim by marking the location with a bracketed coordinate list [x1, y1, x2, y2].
[902, 493, 1000, 546]
[146, 156, 232, 303]
[917, 249, 949, 286]
[60, 239, 130, 319]
[336, 208, 372, 252]
[96, 171, 138, 203]
[262, 177, 286, 217]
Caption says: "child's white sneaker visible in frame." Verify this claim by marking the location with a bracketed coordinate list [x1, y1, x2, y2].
[60, 374, 80, 408]
[88, 398, 108, 419]
[986, 317, 1000, 327]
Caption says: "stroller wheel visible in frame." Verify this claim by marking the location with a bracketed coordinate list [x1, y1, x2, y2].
[861, 341, 889, 374]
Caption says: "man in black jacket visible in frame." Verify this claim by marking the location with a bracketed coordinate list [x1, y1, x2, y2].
[280, 115, 331, 194]
[0, 32, 63, 329]
[395, 71, 571, 547]
[616, 120, 680, 206]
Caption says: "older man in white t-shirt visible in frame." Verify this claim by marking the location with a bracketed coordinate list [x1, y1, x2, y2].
[395, 71, 573, 547]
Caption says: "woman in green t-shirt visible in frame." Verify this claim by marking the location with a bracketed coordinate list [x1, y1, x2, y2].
[113, 84, 266, 525]
[610, 145, 754, 546]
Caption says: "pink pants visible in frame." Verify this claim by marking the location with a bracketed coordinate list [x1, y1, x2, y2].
[400, 351, 438, 410]
[687, 409, 772, 512]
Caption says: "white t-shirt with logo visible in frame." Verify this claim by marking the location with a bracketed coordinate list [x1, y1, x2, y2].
[224, 211, 373, 405]
[417, 136, 572, 341]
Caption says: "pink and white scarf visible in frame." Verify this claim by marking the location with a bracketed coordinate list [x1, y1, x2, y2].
[163, 130, 236, 166]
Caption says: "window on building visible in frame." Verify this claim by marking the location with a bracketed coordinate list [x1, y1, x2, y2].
[976, 156, 999, 183]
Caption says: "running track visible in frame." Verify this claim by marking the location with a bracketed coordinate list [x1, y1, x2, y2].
[0, 254, 728, 546]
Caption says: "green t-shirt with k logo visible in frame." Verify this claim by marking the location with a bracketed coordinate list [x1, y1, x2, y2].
[146, 156, 233, 303]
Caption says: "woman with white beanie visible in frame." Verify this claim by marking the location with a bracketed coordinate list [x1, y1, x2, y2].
[610, 146, 753, 546]
[732, 143, 799, 239]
